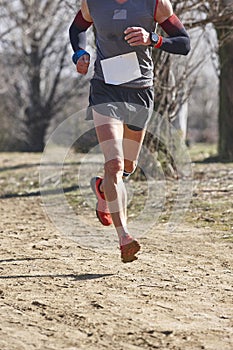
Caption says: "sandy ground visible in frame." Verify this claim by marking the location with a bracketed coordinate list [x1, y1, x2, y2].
[0, 151, 232, 350]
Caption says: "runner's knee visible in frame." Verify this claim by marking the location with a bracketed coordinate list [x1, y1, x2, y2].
[104, 158, 124, 178]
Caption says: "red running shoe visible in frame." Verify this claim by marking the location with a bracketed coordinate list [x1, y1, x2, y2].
[90, 177, 113, 226]
[120, 239, 141, 263]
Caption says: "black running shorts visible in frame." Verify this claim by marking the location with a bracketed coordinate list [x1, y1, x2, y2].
[87, 79, 154, 131]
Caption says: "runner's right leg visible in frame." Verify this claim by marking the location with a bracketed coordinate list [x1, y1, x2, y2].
[93, 111, 126, 236]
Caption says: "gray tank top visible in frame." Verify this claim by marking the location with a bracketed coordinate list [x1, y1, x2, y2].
[87, 0, 157, 88]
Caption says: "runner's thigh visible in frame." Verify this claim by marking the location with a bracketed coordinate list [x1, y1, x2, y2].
[93, 111, 124, 163]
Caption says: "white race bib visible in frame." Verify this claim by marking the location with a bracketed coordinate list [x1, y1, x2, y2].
[100, 52, 142, 85]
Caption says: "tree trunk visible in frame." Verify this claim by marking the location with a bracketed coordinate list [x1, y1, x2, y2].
[23, 41, 50, 152]
[24, 107, 49, 152]
[217, 31, 233, 161]
[217, 0, 233, 161]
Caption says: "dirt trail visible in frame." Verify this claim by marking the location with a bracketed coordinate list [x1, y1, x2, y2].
[0, 151, 232, 350]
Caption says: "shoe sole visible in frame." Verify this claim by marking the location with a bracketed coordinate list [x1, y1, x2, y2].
[90, 177, 112, 226]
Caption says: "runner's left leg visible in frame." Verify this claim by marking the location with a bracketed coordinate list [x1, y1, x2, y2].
[123, 124, 146, 177]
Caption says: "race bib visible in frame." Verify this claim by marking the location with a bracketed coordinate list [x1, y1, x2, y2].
[100, 52, 142, 85]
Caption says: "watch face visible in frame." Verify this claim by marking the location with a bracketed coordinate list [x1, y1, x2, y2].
[151, 32, 159, 45]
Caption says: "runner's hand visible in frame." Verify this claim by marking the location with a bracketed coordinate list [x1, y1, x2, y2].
[124, 27, 151, 46]
[76, 54, 90, 75]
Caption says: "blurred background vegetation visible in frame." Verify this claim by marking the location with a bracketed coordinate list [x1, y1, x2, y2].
[0, 0, 232, 162]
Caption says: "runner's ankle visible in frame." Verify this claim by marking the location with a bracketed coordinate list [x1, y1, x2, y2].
[120, 234, 134, 247]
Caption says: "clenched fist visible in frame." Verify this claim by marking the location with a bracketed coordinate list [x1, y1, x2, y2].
[124, 27, 151, 46]
[76, 54, 90, 75]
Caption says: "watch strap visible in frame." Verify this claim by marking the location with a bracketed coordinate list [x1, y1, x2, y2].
[154, 35, 163, 48]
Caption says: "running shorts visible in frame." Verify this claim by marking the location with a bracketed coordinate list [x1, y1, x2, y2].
[86, 79, 154, 131]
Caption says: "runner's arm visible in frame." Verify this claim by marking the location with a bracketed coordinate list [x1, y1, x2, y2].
[69, 0, 93, 73]
[154, 0, 190, 55]
[69, 0, 93, 52]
